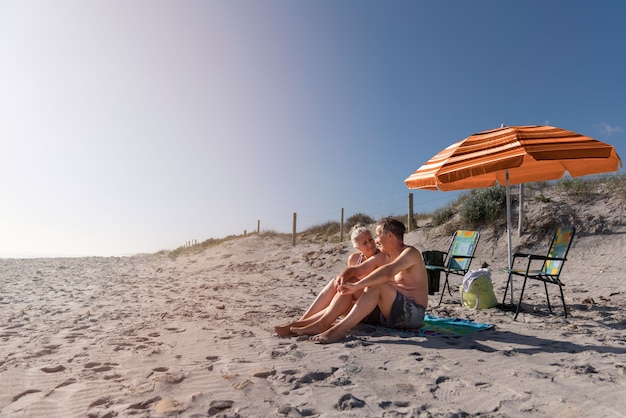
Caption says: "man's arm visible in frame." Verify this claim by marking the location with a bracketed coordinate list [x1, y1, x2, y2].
[339, 247, 421, 293]
[335, 251, 387, 286]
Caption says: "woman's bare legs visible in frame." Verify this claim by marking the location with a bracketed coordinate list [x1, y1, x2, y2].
[311, 284, 396, 344]
[274, 310, 325, 336]
[274, 277, 339, 336]
[291, 291, 359, 336]
[299, 278, 337, 320]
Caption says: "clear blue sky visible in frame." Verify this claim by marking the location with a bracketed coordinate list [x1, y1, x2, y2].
[1, 1, 624, 257]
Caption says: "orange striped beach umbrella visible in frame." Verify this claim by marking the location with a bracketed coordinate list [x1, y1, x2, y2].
[405, 125, 622, 191]
[405, 125, 622, 303]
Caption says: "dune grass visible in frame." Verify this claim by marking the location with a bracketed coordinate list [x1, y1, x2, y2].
[167, 174, 626, 258]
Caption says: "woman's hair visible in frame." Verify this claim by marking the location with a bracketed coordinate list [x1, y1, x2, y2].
[350, 224, 371, 248]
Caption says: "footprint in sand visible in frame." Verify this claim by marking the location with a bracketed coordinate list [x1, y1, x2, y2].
[83, 362, 118, 373]
[127, 396, 161, 410]
[164, 327, 186, 333]
[12, 389, 42, 403]
[153, 372, 185, 384]
[208, 400, 234, 415]
[145, 366, 170, 378]
[336, 393, 365, 410]
[41, 365, 66, 373]
[430, 376, 468, 402]
[88, 396, 112, 408]
[380, 400, 411, 409]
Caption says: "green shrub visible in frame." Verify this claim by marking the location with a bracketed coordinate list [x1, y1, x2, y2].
[603, 173, 626, 197]
[169, 234, 242, 259]
[558, 177, 593, 195]
[345, 213, 375, 230]
[432, 204, 455, 226]
[414, 212, 431, 221]
[460, 186, 506, 226]
[304, 221, 341, 237]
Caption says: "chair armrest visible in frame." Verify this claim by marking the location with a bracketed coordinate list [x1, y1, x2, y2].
[513, 253, 567, 262]
[425, 265, 444, 270]
[505, 254, 568, 274]
[500, 267, 544, 274]
[425, 264, 466, 273]
[526, 255, 567, 262]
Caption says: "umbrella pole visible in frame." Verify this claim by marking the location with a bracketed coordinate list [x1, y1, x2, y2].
[506, 170, 514, 304]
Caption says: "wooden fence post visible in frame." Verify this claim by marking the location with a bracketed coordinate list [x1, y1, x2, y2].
[340, 208, 344, 241]
[292, 212, 297, 246]
[257, 219, 260, 235]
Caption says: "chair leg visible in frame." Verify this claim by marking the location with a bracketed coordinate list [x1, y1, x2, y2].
[514, 276, 529, 320]
[543, 282, 554, 314]
[438, 274, 450, 306]
[502, 272, 513, 305]
[558, 284, 568, 318]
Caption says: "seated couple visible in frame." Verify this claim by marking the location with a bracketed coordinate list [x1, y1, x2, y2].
[274, 217, 428, 343]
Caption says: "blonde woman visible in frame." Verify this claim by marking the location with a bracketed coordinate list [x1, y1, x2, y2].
[274, 225, 378, 336]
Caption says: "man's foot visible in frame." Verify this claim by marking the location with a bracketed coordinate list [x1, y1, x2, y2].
[310, 329, 346, 344]
[274, 323, 295, 337]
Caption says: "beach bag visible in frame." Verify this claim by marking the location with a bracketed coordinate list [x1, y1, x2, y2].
[422, 250, 446, 295]
[459, 268, 497, 310]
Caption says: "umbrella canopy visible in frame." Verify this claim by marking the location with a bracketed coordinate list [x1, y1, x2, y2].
[405, 125, 622, 191]
[405, 125, 622, 304]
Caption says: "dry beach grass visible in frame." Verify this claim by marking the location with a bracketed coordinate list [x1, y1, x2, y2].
[1, 179, 625, 417]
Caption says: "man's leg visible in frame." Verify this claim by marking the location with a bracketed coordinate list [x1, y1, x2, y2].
[291, 292, 355, 336]
[311, 283, 397, 344]
[275, 277, 338, 336]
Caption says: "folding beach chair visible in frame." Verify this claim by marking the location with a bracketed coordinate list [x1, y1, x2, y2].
[424, 230, 480, 305]
[502, 227, 575, 320]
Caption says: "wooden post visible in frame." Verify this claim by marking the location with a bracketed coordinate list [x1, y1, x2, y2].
[257, 219, 260, 234]
[408, 193, 414, 232]
[292, 212, 297, 246]
[340, 208, 344, 241]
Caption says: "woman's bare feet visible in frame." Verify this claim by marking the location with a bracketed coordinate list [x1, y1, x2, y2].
[274, 323, 296, 337]
[291, 321, 327, 336]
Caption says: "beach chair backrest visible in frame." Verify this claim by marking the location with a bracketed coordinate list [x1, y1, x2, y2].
[542, 227, 575, 275]
[446, 230, 480, 271]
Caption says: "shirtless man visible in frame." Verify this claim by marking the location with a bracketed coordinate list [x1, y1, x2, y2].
[310, 217, 428, 344]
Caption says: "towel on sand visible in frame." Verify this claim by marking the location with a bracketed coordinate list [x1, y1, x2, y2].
[359, 315, 494, 338]
[412, 314, 494, 337]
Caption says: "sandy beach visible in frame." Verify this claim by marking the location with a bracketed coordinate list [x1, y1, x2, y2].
[1, 190, 625, 417]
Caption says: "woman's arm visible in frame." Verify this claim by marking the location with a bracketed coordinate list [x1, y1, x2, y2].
[340, 247, 421, 293]
[336, 251, 386, 285]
